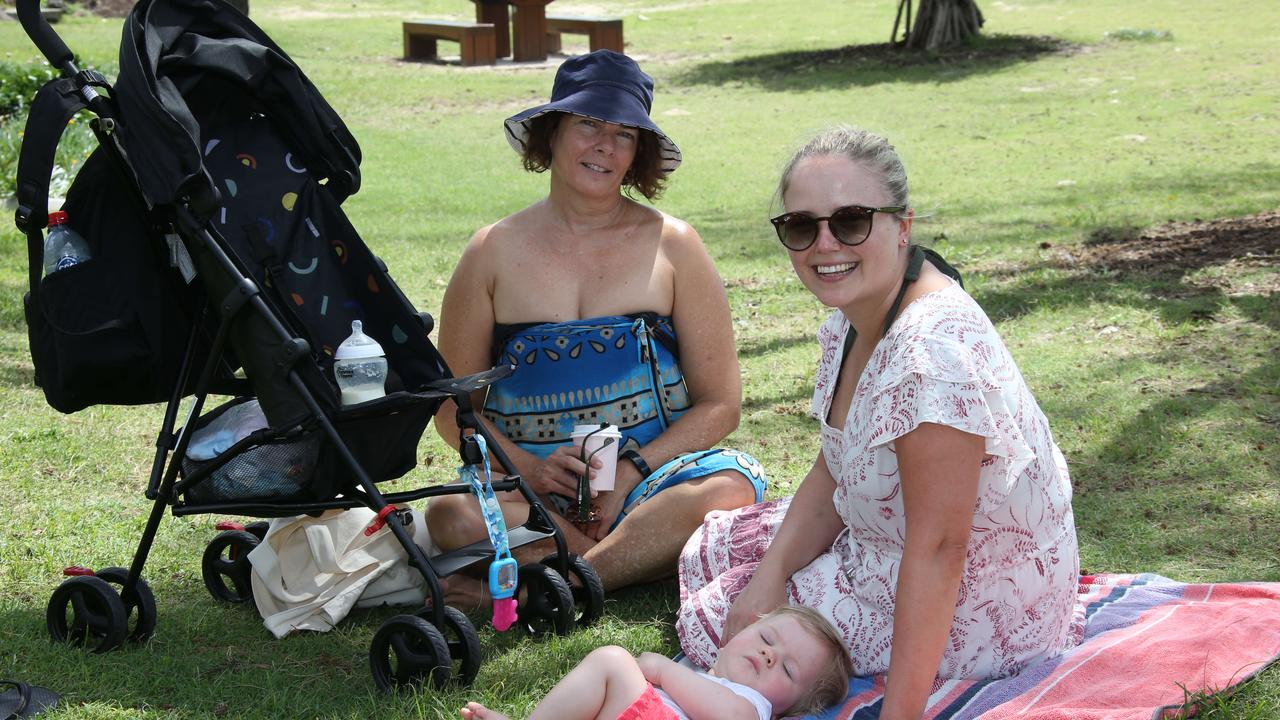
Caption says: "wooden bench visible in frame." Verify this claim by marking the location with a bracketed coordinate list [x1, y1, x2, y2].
[544, 15, 624, 54]
[402, 20, 497, 66]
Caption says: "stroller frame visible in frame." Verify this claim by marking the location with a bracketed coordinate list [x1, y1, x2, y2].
[18, 0, 602, 691]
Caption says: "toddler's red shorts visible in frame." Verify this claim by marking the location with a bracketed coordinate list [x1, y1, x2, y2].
[617, 682, 680, 720]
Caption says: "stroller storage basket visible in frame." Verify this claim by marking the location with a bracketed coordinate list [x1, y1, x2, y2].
[180, 398, 320, 504]
[314, 390, 448, 495]
[180, 390, 447, 505]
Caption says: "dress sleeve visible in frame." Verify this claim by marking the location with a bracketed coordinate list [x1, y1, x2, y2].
[863, 331, 1036, 513]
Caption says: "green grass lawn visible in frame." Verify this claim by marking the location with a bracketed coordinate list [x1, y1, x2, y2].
[0, 0, 1277, 717]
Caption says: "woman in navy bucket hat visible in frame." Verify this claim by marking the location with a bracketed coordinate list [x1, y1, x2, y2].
[428, 50, 767, 609]
[503, 49, 682, 183]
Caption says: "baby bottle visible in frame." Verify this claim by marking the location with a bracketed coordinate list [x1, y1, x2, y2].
[334, 320, 387, 406]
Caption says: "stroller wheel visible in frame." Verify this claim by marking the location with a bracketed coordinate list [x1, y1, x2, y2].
[244, 521, 270, 541]
[539, 553, 605, 627]
[201, 530, 259, 604]
[93, 567, 158, 643]
[415, 605, 482, 686]
[47, 575, 128, 653]
[516, 563, 575, 638]
[370, 614, 452, 691]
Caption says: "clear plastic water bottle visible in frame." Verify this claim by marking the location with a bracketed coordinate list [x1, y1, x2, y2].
[334, 320, 387, 406]
[43, 210, 92, 275]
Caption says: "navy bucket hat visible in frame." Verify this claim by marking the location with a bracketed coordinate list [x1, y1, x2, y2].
[504, 50, 682, 175]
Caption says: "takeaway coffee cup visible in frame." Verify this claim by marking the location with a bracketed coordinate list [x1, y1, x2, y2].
[571, 424, 621, 492]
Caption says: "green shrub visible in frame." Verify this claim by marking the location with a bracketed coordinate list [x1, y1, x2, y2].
[0, 58, 100, 201]
[0, 108, 95, 201]
[0, 58, 59, 118]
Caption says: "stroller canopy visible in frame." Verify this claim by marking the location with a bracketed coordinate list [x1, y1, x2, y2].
[115, 0, 361, 217]
[106, 0, 448, 427]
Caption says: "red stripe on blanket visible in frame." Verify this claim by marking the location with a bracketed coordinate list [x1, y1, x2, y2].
[835, 674, 885, 715]
[810, 575, 1280, 720]
[981, 588, 1280, 718]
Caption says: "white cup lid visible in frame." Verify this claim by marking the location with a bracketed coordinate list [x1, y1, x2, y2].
[572, 423, 620, 437]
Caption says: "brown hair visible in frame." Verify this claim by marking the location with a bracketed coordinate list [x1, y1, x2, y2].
[761, 605, 854, 717]
[775, 125, 910, 216]
[520, 111, 667, 201]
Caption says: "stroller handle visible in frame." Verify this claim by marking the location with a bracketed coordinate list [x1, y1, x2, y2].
[17, 0, 75, 73]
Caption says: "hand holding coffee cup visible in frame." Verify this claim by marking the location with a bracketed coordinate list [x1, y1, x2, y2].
[571, 424, 621, 493]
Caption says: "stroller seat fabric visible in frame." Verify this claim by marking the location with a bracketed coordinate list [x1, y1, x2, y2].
[197, 112, 448, 417]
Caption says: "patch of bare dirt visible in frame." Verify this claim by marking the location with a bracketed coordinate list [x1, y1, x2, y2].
[1052, 211, 1280, 294]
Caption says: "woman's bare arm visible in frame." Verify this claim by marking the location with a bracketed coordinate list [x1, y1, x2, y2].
[626, 216, 741, 472]
[879, 422, 984, 720]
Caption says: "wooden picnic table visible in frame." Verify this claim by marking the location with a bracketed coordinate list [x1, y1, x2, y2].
[473, 0, 557, 62]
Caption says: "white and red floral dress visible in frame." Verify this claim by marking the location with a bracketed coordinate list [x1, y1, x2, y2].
[677, 282, 1080, 679]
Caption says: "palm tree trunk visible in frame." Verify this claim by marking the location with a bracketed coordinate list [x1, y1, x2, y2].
[906, 0, 984, 51]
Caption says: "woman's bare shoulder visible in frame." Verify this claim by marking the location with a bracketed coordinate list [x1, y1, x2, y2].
[649, 209, 701, 249]
[652, 210, 716, 270]
[467, 203, 546, 256]
[655, 209, 696, 239]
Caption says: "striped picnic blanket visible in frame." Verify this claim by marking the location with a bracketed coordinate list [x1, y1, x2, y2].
[799, 574, 1280, 720]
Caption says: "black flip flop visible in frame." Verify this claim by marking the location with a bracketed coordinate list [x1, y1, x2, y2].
[0, 680, 60, 720]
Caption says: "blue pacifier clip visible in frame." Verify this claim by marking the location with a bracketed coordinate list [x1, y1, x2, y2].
[458, 434, 518, 631]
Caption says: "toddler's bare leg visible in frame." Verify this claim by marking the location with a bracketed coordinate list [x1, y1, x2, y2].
[528, 645, 651, 720]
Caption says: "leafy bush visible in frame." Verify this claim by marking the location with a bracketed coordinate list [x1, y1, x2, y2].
[0, 59, 99, 201]
[0, 58, 59, 117]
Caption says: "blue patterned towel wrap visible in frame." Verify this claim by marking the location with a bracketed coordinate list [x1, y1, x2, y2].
[483, 313, 766, 529]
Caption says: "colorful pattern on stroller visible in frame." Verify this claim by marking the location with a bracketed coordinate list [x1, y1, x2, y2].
[13, 0, 605, 691]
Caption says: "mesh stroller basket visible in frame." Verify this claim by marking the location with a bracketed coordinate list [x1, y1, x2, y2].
[15, 0, 604, 692]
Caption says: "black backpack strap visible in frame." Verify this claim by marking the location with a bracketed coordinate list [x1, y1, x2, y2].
[841, 244, 967, 359]
[14, 76, 92, 295]
[15, 76, 90, 234]
[918, 245, 964, 289]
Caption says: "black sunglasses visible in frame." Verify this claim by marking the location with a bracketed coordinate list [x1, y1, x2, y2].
[770, 204, 906, 252]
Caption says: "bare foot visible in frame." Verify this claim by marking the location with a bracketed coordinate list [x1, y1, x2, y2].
[460, 701, 511, 720]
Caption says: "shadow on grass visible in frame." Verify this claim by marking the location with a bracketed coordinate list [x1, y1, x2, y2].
[743, 385, 811, 413]
[974, 212, 1279, 328]
[0, 601, 400, 718]
[1063, 351, 1276, 485]
[674, 34, 1078, 91]
[1068, 354, 1280, 580]
[978, 268, 1243, 328]
[605, 579, 683, 648]
[979, 212, 1279, 577]
[737, 332, 811, 359]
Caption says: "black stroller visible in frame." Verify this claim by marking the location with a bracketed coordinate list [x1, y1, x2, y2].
[14, 0, 604, 690]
